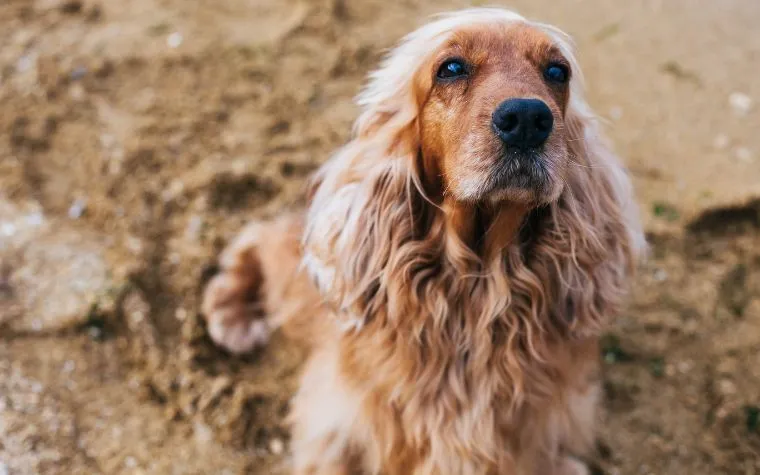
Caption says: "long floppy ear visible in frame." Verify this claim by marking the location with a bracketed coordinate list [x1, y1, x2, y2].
[535, 44, 646, 333]
[302, 45, 435, 330]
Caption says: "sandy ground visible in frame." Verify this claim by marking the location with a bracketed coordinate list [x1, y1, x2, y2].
[1, 0, 759, 473]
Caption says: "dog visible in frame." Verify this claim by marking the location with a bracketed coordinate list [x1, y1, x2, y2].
[202, 8, 645, 474]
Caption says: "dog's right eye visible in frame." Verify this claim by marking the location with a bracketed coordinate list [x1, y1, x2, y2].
[436, 59, 468, 80]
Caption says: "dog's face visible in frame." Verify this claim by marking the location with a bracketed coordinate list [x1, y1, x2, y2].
[417, 23, 572, 206]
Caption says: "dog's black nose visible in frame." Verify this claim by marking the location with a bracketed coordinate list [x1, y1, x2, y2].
[492, 98, 553, 149]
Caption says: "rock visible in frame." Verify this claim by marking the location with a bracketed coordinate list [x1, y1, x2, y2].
[193, 422, 213, 444]
[0, 198, 112, 332]
[269, 438, 285, 455]
[734, 146, 754, 163]
[124, 456, 137, 468]
[67, 198, 87, 219]
[677, 360, 693, 374]
[122, 291, 150, 328]
[717, 379, 737, 397]
[69, 83, 86, 101]
[167, 32, 183, 49]
[712, 134, 729, 150]
[728, 92, 752, 115]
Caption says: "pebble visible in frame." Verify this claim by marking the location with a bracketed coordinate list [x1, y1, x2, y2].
[1, 222, 16, 237]
[167, 32, 183, 48]
[717, 379, 737, 396]
[269, 438, 285, 455]
[175, 307, 187, 321]
[728, 92, 752, 115]
[123, 291, 149, 325]
[124, 456, 137, 468]
[69, 65, 88, 81]
[734, 146, 754, 163]
[185, 215, 203, 241]
[193, 422, 213, 444]
[69, 83, 85, 101]
[25, 212, 44, 227]
[677, 360, 693, 374]
[653, 268, 668, 282]
[126, 236, 143, 254]
[712, 134, 729, 150]
[88, 326, 103, 340]
[68, 198, 87, 219]
[16, 54, 35, 73]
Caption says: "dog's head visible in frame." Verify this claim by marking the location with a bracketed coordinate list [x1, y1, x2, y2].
[305, 8, 644, 333]
[353, 9, 587, 210]
[417, 22, 573, 205]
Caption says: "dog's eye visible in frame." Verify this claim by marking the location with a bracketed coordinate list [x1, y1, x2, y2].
[437, 59, 468, 80]
[544, 63, 569, 84]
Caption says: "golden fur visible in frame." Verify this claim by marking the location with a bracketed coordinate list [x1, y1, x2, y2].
[202, 8, 645, 474]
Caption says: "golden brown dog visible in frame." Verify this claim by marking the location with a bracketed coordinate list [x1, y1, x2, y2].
[202, 8, 645, 474]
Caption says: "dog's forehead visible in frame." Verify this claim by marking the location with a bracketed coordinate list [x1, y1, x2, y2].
[444, 23, 557, 64]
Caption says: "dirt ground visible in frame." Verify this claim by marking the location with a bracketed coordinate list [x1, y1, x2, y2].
[1, 0, 759, 473]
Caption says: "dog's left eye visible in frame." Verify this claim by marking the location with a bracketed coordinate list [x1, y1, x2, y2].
[544, 63, 569, 84]
[437, 59, 468, 80]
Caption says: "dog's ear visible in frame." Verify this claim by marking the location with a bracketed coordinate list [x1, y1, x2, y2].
[540, 88, 645, 334]
[352, 51, 435, 158]
[302, 59, 432, 330]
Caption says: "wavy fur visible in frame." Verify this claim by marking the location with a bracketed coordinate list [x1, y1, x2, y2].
[204, 8, 645, 474]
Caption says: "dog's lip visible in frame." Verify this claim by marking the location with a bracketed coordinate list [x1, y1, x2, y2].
[489, 152, 550, 191]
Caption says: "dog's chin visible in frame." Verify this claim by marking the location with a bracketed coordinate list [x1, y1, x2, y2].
[482, 152, 563, 206]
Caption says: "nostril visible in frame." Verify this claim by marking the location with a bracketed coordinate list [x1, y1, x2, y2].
[535, 114, 553, 132]
[502, 113, 519, 133]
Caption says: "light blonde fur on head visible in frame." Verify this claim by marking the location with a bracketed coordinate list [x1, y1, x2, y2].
[205, 7, 645, 475]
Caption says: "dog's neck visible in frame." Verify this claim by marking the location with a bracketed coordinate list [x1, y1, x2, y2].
[443, 197, 529, 260]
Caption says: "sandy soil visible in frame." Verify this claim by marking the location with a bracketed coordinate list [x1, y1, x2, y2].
[1, 0, 759, 473]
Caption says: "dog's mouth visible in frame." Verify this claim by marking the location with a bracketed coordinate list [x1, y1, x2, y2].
[485, 149, 553, 201]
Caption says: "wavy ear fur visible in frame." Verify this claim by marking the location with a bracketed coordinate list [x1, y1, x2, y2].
[527, 24, 646, 333]
[302, 82, 421, 331]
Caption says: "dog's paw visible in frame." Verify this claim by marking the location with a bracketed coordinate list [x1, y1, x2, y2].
[202, 270, 269, 354]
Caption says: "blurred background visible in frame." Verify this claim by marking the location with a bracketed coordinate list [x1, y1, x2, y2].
[1, 0, 759, 473]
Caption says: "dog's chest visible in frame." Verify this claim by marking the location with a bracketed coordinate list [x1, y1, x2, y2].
[344, 333, 600, 474]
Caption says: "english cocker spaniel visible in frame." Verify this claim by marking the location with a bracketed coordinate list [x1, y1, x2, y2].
[202, 8, 645, 475]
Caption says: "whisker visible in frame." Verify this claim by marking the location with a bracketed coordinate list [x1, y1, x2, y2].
[565, 159, 605, 170]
